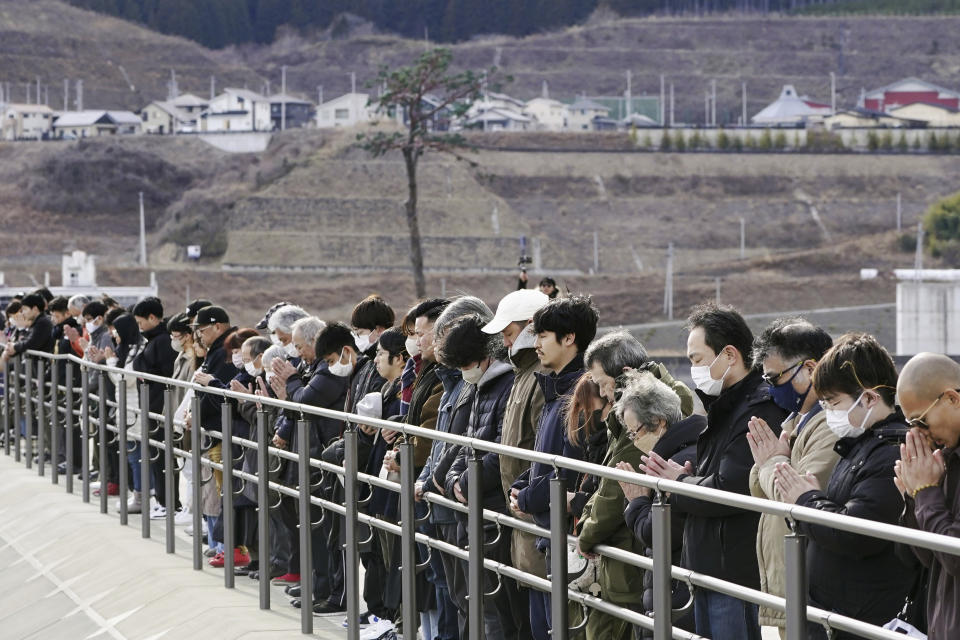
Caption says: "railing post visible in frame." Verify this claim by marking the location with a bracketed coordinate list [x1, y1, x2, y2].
[256, 409, 270, 610]
[50, 360, 59, 484]
[118, 378, 128, 526]
[398, 440, 417, 640]
[3, 357, 10, 457]
[37, 359, 46, 477]
[344, 428, 361, 640]
[65, 364, 74, 494]
[297, 418, 314, 634]
[652, 494, 673, 640]
[98, 372, 108, 514]
[222, 401, 235, 588]
[784, 531, 808, 640]
[24, 356, 33, 469]
[140, 383, 151, 538]
[467, 451, 484, 640]
[164, 386, 176, 553]
[550, 476, 569, 640]
[13, 357, 22, 464]
[191, 392, 203, 571]
[80, 366, 90, 502]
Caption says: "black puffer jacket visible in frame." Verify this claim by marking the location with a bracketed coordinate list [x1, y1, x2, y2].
[12, 313, 54, 355]
[670, 369, 787, 589]
[624, 415, 703, 636]
[133, 321, 177, 418]
[198, 328, 239, 434]
[795, 413, 915, 627]
[431, 381, 476, 492]
[444, 360, 515, 544]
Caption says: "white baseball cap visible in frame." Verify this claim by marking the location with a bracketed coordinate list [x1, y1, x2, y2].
[481, 289, 550, 334]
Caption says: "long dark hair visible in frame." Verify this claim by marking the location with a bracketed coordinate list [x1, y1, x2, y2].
[565, 375, 604, 448]
[111, 313, 141, 365]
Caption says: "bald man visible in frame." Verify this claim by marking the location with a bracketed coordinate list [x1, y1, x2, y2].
[896, 352, 960, 639]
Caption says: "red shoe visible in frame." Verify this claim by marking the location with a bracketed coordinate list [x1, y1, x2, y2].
[235, 548, 251, 567]
[271, 573, 300, 586]
[209, 551, 225, 567]
[92, 483, 119, 497]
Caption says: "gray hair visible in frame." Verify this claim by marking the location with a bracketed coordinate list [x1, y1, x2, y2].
[614, 370, 681, 429]
[584, 330, 648, 377]
[435, 296, 494, 341]
[269, 304, 309, 334]
[261, 344, 287, 369]
[67, 294, 90, 311]
[291, 316, 325, 345]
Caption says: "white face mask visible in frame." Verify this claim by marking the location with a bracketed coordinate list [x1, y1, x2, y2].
[244, 361, 262, 377]
[231, 352, 244, 368]
[510, 323, 538, 357]
[405, 336, 420, 358]
[171, 338, 183, 353]
[85, 320, 99, 335]
[824, 392, 872, 439]
[329, 349, 355, 378]
[690, 351, 731, 397]
[461, 363, 484, 385]
[354, 332, 372, 353]
[284, 342, 299, 358]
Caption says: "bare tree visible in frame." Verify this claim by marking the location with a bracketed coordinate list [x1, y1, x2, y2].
[360, 48, 490, 298]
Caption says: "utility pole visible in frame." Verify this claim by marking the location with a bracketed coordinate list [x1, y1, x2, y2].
[670, 83, 675, 127]
[36, 77, 41, 108]
[715, 277, 722, 304]
[897, 192, 902, 231]
[281, 65, 287, 131]
[742, 81, 747, 126]
[711, 79, 717, 126]
[704, 91, 709, 126]
[210, 75, 216, 100]
[351, 72, 356, 95]
[318, 85, 323, 106]
[75, 79, 83, 111]
[138, 192, 147, 267]
[660, 74, 665, 126]
[830, 71, 837, 113]
[625, 69, 632, 117]
[63, 79, 69, 111]
[740, 217, 746, 259]
[914, 221, 924, 279]
[593, 231, 600, 274]
[663, 243, 674, 320]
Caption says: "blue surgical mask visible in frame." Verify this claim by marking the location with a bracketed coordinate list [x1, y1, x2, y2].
[768, 363, 811, 413]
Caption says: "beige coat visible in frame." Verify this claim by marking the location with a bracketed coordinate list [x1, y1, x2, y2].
[749, 409, 840, 628]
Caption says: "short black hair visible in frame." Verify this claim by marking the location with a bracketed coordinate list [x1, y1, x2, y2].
[167, 312, 191, 334]
[33, 287, 54, 302]
[351, 295, 395, 330]
[377, 327, 408, 361]
[752, 318, 833, 366]
[532, 294, 599, 352]
[315, 321, 355, 359]
[813, 333, 898, 405]
[436, 314, 491, 369]
[244, 336, 272, 358]
[685, 302, 755, 368]
[48, 296, 70, 313]
[411, 298, 450, 323]
[539, 277, 556, 288]
[82, 301, 108, 319]
[20, 293, 46, 313]
[132, 296, 164, 319]
[5, 300, 21, 316]
[104, 307, 126, 327]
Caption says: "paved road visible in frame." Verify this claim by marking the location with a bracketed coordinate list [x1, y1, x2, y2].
[0, 453, 348, 640]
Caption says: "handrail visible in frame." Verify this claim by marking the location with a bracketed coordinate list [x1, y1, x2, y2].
[19, 349, 960, 558]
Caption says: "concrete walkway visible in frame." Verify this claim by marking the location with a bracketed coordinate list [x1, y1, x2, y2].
[0, 453, 347, 640]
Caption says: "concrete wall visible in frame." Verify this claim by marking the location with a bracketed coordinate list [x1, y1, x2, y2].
[198, 132, 271, 153]
[897, 281, 960, 355]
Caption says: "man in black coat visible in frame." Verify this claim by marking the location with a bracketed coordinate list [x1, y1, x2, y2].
[190, 305, 239, 435]
[2, 293, 54, 363]
[48, 297, 83, 470]
[132, 297, 178, 511]
[642, 303, 786, 640]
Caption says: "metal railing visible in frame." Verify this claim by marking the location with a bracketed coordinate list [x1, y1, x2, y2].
[3, 349, 957, 640]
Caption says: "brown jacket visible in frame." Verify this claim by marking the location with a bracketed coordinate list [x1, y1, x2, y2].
[749, 408, 839, 628]
[500, 347, 547, 577]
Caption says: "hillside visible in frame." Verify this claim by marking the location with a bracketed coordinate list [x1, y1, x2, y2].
[0, 0, 262, 111]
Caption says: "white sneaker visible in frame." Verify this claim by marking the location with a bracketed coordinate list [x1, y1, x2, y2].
[359, 618, 396, 640]
[173, 509, 193, 526]
[149, 503, 167, 520]
[185, 521, 208, 537]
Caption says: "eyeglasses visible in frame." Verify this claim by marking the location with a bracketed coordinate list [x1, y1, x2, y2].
[907, 388, 960, 429]
[761, 361, 802, 386]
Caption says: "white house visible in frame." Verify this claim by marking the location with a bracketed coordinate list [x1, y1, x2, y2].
[62, 250, 96, 287]
[567, 97, 610, 131]
[888, 102, 960, 128]
[201, 88, 271, 132]
[107, 111, 143, 135]
[1, 103, 54, 140]
[464, 107, 533, 131]
[171, 93, 209, 116]
[140, 101, 194, 135]
[524, 97, 568, 131]
[53, 111, 120, 138]
[752, 85, 833, 126]
[316, 92, 373, 128]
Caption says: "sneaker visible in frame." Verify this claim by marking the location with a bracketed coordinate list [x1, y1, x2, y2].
[184, 522, 209, 538]
[285, 584, 301, 597]
[208, 551, 225, 567]
[210, 548, 250, 568]
[313, 601, 346, 615]
[203, 548, 217, 558]
[254, 565, 285, 581]
[121, 491, 143, 514]
[342, 611, 378, 629]
[92, 482, 119, 496]
[271, 573, 301, 586]
[149, 504, 167, 520]
[359, 618, 396, 639]
[173, 509, 193, 526]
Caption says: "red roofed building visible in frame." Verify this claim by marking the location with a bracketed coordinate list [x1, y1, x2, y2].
[863, 77, 960, 112]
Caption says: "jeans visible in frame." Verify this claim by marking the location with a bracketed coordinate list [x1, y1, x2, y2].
[693, 590, 761, 640]
[126, 442, 155, 493]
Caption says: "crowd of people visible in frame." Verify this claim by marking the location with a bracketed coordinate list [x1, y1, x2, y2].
[1, 282, 958, 640]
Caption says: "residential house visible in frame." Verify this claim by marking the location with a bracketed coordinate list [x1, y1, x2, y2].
[524, 97, 568, 131]
[171, 93, 209, 117]
[464, 107, 533, 131]
[888, 102, 960, 128]
[140, 101, 193, 135]
[824, 107, 915, 129]
[107, 111, 143, 135]
[863, 77, 960, 113]
[1, 103, 54, 140]
[591, 115, 620, 131]
[567, 97, 610, 131]
[622, 113, 659, 128]
[53, 111, 119, 138]
[752, 84, 832, 126]
[201, 88, 271, 132]
[269, 93, 314, 129]
[316, 92, 373, 128]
